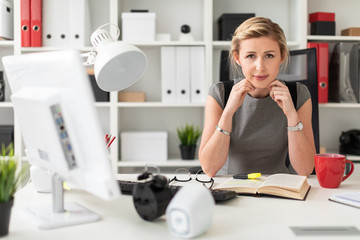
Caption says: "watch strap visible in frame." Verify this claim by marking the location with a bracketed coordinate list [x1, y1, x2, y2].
[287, 121, 303, 132]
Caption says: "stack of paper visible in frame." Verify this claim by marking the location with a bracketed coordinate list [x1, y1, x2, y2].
[329, 191, 360, 208]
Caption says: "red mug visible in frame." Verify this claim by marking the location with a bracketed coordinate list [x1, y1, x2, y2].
[314, 154, 354, 188]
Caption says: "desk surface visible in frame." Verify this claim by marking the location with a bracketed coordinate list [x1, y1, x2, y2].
[7, 167, 360, 240]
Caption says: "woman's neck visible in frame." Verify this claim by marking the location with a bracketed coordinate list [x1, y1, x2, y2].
[248, 88, 270, 99]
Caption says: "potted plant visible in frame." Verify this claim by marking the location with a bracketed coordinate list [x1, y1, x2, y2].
[177, 124, 202, 160]
[0, 143, 26, 237]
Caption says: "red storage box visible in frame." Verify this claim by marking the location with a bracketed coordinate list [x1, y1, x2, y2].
[309, 12, 335, 23]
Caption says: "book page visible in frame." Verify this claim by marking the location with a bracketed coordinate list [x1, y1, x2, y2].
[259, 174, 307, 191]
[214, 178, 264, 194]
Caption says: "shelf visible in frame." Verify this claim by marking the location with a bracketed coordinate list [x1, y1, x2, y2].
[21, 46, 93, 53]
[307, 35, 360, 42]
[118, 159, 200, 167]
[212, 41, 301, 49]
[0, 102, 13, 108]
[131, 41, 206, 47]
[319, 103, 360, 109]
[212, 41, 230, 49]
[117, 102, 205, 108]
[95, 102, 111, 108]
[20, 41, 207, 52]
[0, 40, 14, 47]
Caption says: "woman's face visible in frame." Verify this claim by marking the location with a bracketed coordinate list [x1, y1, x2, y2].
[235, 36, 283, 90]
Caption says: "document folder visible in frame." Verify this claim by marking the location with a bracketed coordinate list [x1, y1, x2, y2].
[329, 42, 358, 103]
[21, 0, 30, 47]
[30, 0, 42, 47]
[69, 0, 91, 47]
[42, 0, 68, 47]
[175, 47, 191, 103]
[307, 42, 329, 103]
[161, 47, 176, 103]
[190, 47, 206, 103]
[42, 0, 90, 47]
[318, 43, 329, 103]
[350, 43, 360, 103]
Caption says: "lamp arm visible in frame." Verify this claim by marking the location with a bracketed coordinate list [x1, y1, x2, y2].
[96, 23, 121, 40]
[81, 50, 97, 66]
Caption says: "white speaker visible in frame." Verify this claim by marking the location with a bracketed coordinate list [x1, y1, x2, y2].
[166, 184, 215, 238]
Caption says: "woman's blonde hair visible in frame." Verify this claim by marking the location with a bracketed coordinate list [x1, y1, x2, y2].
[229, 17, 289, 78]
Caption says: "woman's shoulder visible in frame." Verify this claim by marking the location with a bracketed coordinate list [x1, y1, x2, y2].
[209, 81, 224, 92]
[208, 82, 225, 108]
[296, 82, 310, 98]
[296, 82, 311, 109]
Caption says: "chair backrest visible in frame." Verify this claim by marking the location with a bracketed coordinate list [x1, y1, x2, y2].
[219, 48, 320, 154]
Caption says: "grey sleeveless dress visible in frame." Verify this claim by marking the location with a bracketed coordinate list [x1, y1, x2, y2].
[207, 79, 311, 175]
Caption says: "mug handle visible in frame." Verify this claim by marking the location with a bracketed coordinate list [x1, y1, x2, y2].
[342, 160, 354, 182]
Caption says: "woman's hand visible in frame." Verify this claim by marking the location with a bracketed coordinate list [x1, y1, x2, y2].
[268, 80, 297, 118]
[224, 79, 254, 114]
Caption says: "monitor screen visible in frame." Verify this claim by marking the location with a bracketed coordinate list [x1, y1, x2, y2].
[2, 50, 121, 229]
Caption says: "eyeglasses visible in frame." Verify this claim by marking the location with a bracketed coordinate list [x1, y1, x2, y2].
[137, 164, 162, 181]
[168, 168, 214, 189]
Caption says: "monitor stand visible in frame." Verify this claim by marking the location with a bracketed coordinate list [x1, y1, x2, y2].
[20, 173, 100, 229]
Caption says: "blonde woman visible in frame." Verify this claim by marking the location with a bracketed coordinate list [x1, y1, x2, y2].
[199, 17, 315, 177]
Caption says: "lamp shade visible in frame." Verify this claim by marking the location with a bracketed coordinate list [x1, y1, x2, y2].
[90, 28, 147, 92]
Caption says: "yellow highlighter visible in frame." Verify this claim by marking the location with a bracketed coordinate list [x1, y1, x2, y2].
[233, 173, 262, 179]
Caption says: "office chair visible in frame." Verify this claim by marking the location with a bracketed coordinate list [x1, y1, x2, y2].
[219, 48, 320, 154]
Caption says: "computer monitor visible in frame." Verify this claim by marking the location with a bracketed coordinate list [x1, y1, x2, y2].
[2, 50, 121, 229]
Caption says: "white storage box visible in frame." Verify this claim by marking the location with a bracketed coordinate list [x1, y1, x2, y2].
[0, 0, 13, 40]
[121, 131, 167, 162]
[121, 12, 156, 42]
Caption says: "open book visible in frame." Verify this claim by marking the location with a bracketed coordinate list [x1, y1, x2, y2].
[214, 174, 311, 200]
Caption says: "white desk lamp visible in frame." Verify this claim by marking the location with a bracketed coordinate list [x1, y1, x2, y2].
[84, 23, 147, 91]
[29, 24, 147, 194]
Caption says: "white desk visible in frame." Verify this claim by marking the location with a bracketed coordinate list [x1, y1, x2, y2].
[7, 167, 360, 240]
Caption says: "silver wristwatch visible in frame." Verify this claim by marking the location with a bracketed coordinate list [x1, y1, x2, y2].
[287, 121, 303, 132]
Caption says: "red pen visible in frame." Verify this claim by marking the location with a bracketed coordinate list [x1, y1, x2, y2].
[107, 136, 116, 148]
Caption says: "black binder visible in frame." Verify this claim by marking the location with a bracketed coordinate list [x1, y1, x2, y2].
[329, 42, 359, 103]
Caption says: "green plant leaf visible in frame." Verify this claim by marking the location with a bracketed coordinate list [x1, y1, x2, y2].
[177, 124, 202, 146]
[0, 143, 27, 203]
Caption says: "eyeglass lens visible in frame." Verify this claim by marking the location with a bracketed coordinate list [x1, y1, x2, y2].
[169, 168, 192, 183]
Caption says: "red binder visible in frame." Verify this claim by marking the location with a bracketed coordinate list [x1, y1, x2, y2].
[30, 0, 42, 47]
[307, 42, 329, 103]
[21, 0, 30, 47]
[317, 43, 329, 103]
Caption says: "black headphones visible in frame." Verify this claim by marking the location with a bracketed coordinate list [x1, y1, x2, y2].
[339, 129, 360, 155]
[137, 171, 168, 189]
[132, 166, 172, 221]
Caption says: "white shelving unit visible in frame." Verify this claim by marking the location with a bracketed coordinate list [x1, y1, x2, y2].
[308, 0, 360, 159]
[307, 35, 360, 42]
[1, 0, 360, 173]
